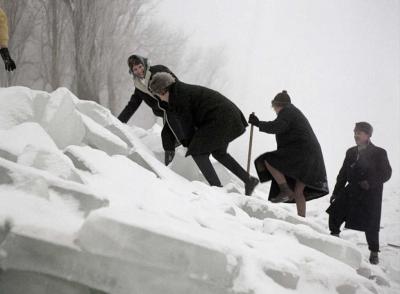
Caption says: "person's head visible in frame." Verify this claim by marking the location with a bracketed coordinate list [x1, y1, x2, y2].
[127, 55, 147, 78]
[149, 72, 176, 101]
[271, 90, 291, 113]
[354, 122, 373, 146]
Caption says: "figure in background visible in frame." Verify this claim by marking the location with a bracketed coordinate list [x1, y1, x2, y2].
[149, 72, 259, 196]
[248, 90, 328, 217]
[326, 122, 391, 264]
[118, 55, 178, 165]
[0, 7, 16, 72]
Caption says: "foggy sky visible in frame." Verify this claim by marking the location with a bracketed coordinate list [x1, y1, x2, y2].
[155, 0, 400, 188]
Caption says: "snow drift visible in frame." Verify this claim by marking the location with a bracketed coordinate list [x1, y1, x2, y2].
[0, 86, 398, 294]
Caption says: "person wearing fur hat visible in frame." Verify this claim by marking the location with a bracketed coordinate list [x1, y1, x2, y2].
[149, 72, 259, 196]
[118, 54, 180, 165]
[0, 7, 16, 71]
[248, 91, 328, 217]
[326, 122, 391, 264]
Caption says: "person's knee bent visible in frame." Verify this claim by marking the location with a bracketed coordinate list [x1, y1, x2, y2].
[211, 149, 227, 161]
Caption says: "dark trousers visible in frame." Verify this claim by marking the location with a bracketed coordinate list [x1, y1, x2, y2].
[329, 214, 379, 252]
[192, 145, 250, 187]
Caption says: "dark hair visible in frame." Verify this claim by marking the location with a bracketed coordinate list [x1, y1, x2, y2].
[354, 122, 373, 136]
[127, 55, 147, 74]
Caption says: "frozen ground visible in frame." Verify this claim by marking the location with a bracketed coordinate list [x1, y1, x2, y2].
[0, 86, 398, 294]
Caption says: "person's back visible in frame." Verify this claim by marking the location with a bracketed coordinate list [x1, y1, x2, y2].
[275, 104, 320, 151]
[171, 81, 245, 127]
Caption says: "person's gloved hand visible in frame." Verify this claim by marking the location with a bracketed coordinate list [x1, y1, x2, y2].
[0, 48, 16, 71]
[164, 150, 175, 166]
[248, 113, 260, 127]
[359, 180, 370, 190]
[329, 194, 337, 204]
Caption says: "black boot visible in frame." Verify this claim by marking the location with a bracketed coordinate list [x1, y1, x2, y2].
[245, 176, 259, 196]
[369, 251, 379, 265]
[271, 183, 294, 203]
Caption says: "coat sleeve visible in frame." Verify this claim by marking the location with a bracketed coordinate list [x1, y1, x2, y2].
[0, 8, 9, 48]
[332, 150, 350, 196]
[117, 91, 143, 123]
[258, 114, 290, 134]
[368, 149, 392, 188]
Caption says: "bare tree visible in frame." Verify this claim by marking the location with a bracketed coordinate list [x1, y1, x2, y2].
[0, 0, 227, 121]
[0, 0, 41, 87]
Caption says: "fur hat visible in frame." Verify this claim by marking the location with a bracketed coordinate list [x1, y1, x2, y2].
[149, 72, 176, 94]
[271, 90, 291, 106]
[354, 122, 373, 136]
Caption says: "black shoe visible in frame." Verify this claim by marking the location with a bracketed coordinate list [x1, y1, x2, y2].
[369, 251, 379, 265]
[330, 233, 340, 237]
[245, 176, 259, 196]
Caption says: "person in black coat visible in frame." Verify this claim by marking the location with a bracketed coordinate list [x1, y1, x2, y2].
[118, 55, 179, 165]
[149, 72, 259, 196]
[248, 91, 328, 217]
[326, 122, 391, 264]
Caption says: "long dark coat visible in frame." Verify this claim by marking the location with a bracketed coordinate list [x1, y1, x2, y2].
[118, 65, 178, 151]
[254, 104, 329, 202]
[326, 143, 391, 232]
[166, 81, 248, 156]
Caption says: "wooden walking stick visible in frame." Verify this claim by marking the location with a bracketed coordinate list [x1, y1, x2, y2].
[247, 112, 255, 173]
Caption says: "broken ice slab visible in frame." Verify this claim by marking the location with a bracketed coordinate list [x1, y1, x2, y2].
[235, 197, 362, 269]
[0, 269, 107, 294]
[76, 210, 240, 293]
[0, 228, 238, 294]
[0, 148, 17, 162]
[236, 197, 326, 233]
[79, 113, 129, 156]
[262, 218, 362, 269]
[0, 158, 108, 215]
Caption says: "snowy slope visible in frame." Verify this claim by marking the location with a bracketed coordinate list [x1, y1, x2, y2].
[0, 86, 398, 294]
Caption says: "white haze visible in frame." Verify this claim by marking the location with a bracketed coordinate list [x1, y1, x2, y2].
[155, 0, 400, 188]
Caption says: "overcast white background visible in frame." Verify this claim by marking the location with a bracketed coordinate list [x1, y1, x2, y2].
[154, 0, 400, 189]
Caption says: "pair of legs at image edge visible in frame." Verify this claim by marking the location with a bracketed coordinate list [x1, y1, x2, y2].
[192, 145, 259, 196]
[329, 215, 380, 265]
[264, 160, 306, 218]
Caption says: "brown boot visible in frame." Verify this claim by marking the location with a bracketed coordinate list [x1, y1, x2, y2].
[271, 183, 294, 203]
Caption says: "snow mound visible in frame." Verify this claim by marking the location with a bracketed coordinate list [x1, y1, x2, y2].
[0, 86, 397, 294]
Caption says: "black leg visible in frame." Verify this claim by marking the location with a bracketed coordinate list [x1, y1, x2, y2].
[212, 145, 250, 184]
[192, 154, 222, 187]
[365, 230, 379, 252]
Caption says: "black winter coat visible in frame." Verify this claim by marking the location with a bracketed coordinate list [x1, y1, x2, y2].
[254, 104, 329, 202]
[117, 65, 178, 151]
[326, 143, 391, 232]
[166, 81, 248, 156]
